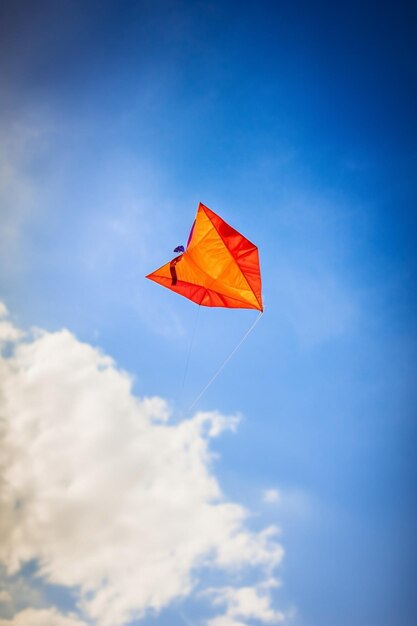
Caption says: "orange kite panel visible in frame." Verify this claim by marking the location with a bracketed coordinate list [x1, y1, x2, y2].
[146, 203, 263, 311]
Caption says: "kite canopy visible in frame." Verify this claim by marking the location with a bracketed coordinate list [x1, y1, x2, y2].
[146, 203, 263, 311]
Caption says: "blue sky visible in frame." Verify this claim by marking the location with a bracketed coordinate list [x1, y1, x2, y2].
[0, 1, 416, 626]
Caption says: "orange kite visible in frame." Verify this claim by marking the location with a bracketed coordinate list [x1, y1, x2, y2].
[146, 203, 263, 311]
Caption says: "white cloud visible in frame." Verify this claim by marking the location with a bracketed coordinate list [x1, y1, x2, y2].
[0, 302, 23, 343]
[263, 489, 280, 504]
[0, 608, 88, 626]
[208, 580, 285, 626]
[0, 311, 284, 626]
[0, 591, 12, 605]
[277, 488, 314, 521]
[0, 322, 23, 343]
[207, 617, 247, 626]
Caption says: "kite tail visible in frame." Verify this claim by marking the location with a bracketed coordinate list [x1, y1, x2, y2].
[187, 310, 264, 412]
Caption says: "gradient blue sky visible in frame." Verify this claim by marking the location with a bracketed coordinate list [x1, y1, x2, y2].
[0, 1, 416, 625]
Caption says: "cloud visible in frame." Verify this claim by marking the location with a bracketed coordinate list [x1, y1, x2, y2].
[207, 580, 285, 625]
[0, 303, 284, 626]
[0, 304, 23, 343]
[0, 591, 12, 605]
[0, 608, 88, 626]
[277, 488, 315, 522]
[262, 489, 280, 504]
[0, 321, 23, 343]
[207, 618, 247, 626]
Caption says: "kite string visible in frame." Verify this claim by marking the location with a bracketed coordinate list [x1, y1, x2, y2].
[188, 310, 263, 413]
[179, 611, 193, 626]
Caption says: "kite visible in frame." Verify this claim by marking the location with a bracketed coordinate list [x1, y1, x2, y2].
[146, 203, 263, 311]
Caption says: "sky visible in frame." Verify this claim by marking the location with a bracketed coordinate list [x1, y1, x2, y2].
[0, 1, 416, 625]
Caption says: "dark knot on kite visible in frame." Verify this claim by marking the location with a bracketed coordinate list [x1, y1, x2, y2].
[170, 255, 183, 285]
